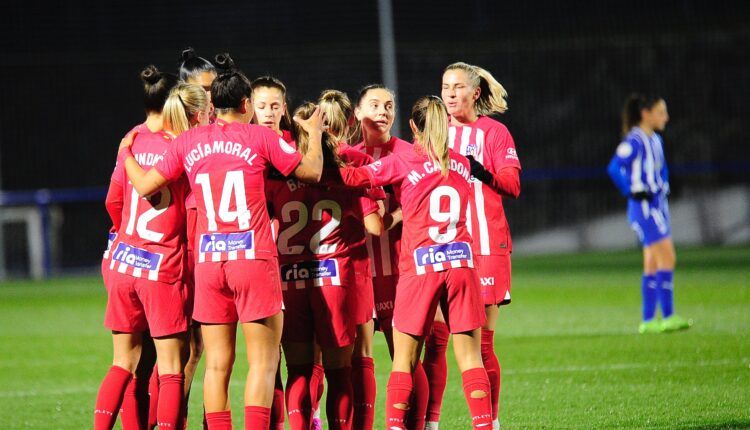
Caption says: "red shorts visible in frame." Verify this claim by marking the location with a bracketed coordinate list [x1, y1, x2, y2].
[282, 284, 356, 348]
[373, 274, 398, 330]
[393, 268, 485, 336]
[475, 254, 512, 306]
[352, 255, 375, 325]
[104, 271, 190, 337]
[192, 259, 283, 324]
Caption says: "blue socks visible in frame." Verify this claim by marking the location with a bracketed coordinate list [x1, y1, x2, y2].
[656, 270, 674, 318]
[641, 274, 658, 321]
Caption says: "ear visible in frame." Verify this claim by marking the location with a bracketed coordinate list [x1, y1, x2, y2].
[237, 97, 249, 114]
[409, 118, 419, 135]
[354, 106, 363, 121]
[473, 85, 481, 102]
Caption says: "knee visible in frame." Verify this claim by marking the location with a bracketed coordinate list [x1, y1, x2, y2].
[204, 351, 235, 374]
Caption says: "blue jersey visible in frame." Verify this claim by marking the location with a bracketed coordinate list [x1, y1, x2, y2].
[607, 127, 670, 198]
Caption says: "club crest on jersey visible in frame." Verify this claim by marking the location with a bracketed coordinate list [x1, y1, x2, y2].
[414, 242, 472, 267]
[112, 242, 162, 271]
[465, 143, 478, 156]
[200, 232, 254, 253]
[280, 259, 339, 283]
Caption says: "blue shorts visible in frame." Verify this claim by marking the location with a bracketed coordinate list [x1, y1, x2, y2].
[627, 194, 671, 247]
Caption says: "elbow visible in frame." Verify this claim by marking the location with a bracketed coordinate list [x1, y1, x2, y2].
[367, 225, 384, 237]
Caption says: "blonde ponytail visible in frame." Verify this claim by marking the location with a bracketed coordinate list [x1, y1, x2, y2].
[412, 96, 450, 176]
[163, 83, 209, 136]
[445, 62, 508, 116]
[318, 89, 353, 144]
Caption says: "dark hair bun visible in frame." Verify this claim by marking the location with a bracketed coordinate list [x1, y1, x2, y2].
[180, 47, 197, 63]
[140, 65, 162, 85]
[213, 53, 236, 74]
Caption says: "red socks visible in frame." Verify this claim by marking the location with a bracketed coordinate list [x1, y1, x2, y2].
[156, 374, 184, 429]
[385, 371, 413, 430]
[351, 357, 376, 430]
[285, 364, 313, 430]
[94, 365, 132, 430]
[205, 410, 232, 430]
[270, 366, 285, 430]
[245, 406, 271, 430]
[148, 365, 160, 429]
[461, 368, 492, 429]
[325, 366, 353, 430]
[423, 321, 449, 422]
[310, 363, 325, 414]
[481, 329, 501, 421]
[119, 377, 142, 430]
[408, 362, 429, 430]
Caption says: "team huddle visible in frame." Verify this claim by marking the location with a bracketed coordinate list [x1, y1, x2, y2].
[94, 48, 521, 430]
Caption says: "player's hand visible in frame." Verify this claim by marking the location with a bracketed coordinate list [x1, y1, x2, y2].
[293, 106, 326, 134]
[631, 191, 653, 201]
[467, 155, 492, 184]
[118, 131, 137, 153]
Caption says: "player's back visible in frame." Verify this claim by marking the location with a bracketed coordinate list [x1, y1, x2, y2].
[111, 125, 188, 282]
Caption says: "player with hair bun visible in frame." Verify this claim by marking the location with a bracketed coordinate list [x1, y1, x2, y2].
[422, 61, 521, 430]
[608, 93, 691, 334]
[117, 53, 326, 430]
[335, 96, 493, 430]
[95, 67, 209, 430]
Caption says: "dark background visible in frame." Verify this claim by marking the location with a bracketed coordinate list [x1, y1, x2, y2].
[1, 0, 749, 271]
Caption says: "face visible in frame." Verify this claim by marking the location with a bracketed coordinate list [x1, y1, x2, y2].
[187, 71, 217, 98]
[253, 87, 286, 132]
[441, 69, 479, 119]
[642, 100, 669, 132]
[355, 88, 395, 139]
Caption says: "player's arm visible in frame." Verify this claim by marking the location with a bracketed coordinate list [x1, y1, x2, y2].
[476, 127, 522, 198]
[383, 206, 402, 231]
[104, 180, 124, 230]
[291, 107, 325, 183]
[364, 212, 384, 237]
[467, 156, 521, 199]
[117, 133, 170, 197]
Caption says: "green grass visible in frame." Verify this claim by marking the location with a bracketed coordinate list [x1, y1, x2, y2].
[0, 246, 748, 429]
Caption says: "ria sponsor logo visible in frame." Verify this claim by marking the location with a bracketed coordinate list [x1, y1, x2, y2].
[414, 242, 472, 267]
[281, 259, 338, 282]
[506, 147, 519, 160]
[200, 231, 254, 253]
[112, 243, 162, 270]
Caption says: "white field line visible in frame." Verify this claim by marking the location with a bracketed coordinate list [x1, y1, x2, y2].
[0, 359, 746, 399]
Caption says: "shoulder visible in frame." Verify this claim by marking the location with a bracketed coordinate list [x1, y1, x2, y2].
[340, 148, 374, 166]
[392, 137, 413, 152]
[477, 116, 508, 134]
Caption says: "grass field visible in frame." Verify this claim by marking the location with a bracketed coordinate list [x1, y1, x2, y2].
[0, 246, 748, 429]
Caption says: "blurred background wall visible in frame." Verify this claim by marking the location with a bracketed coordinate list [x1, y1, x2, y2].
[1, 0, 748, 276]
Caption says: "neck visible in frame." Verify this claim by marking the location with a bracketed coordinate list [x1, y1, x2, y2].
[217, 111, 247, 124]
[144, 113, 163, 132]
[364, 132, 391, 147]
[450, 110, 479, 126]
[638, 123, 654, 136]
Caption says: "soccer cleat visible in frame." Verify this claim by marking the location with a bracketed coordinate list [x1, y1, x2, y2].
[638, 319, 662, 334]
[660, 315, 692, 332]
[311, 417, 323, 430]
[425, 421, 440, 430]
[493, 418, 502, 430]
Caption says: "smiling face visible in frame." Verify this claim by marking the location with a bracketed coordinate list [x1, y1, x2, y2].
[441, 68, 480, 122]
[252, 86, 286, 133]
[354, 88, 395, 141]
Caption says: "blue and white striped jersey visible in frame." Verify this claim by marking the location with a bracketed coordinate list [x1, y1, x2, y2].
[607, 127, 670, 198]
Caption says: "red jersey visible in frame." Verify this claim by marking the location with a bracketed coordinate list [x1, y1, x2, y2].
[266, 152, 379, 289]
[356, 146, 474, 276]
[448, 116, 521, 255]
[353, 137, 412, 276]
[154, 119, 303, 264]
[107, 124, 189, 282]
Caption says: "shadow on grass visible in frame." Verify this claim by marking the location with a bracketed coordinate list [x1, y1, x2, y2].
[677, 420, 750, 429]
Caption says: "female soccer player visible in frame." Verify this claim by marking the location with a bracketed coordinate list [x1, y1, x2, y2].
[350, 84, 430, 430]
[117, 53, 326, 430]
[95, 67, 209, 430]
[421, 62, 521, 430]
[336, 96, 493, 430]
[608, 94, 691, 334]
[267, 101, 383, 430]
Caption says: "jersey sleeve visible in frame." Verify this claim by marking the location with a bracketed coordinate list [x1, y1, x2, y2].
[104, 180, 124, 230]
[110, 158, 124, 185]
[363, 153, 406, 187]
[262, 127, 303, 177]
[607, 136, 641, 197]
[487, 125, 521, 171]
[154, 137, 186, 182]
[353, 192, 380, 220]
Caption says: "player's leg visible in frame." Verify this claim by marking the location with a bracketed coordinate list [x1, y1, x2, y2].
[322, 344, 356, 430]
[388, 328, 424, 430]
[309, 345, 325, 430]
[423, 306, 449, 429]
[94, 331, 142, 430]
[284, 341, 315, 430]
[636, 223, 661, 334]
[201, 323, 236, 428]
[241, 313, 283, 430]
[482, 304, 502, 429]
[651, 237, 690, 331]
[153, 332, 189, 429]
[352, 320, 376, 430]
[269, 348, 286, 430]
[183, 323, 203, 426]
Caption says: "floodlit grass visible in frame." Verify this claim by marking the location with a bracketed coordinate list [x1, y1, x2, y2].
[0, 246, 748, 429]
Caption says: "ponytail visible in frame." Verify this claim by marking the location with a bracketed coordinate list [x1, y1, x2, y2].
[621, 93, 663, 136]
[445, 62, 508, 116]
[293, 102, 345, 168]
[163, 83, 209, 135]
[411, 96, 450, 176]
[318, 89, 353, 144]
